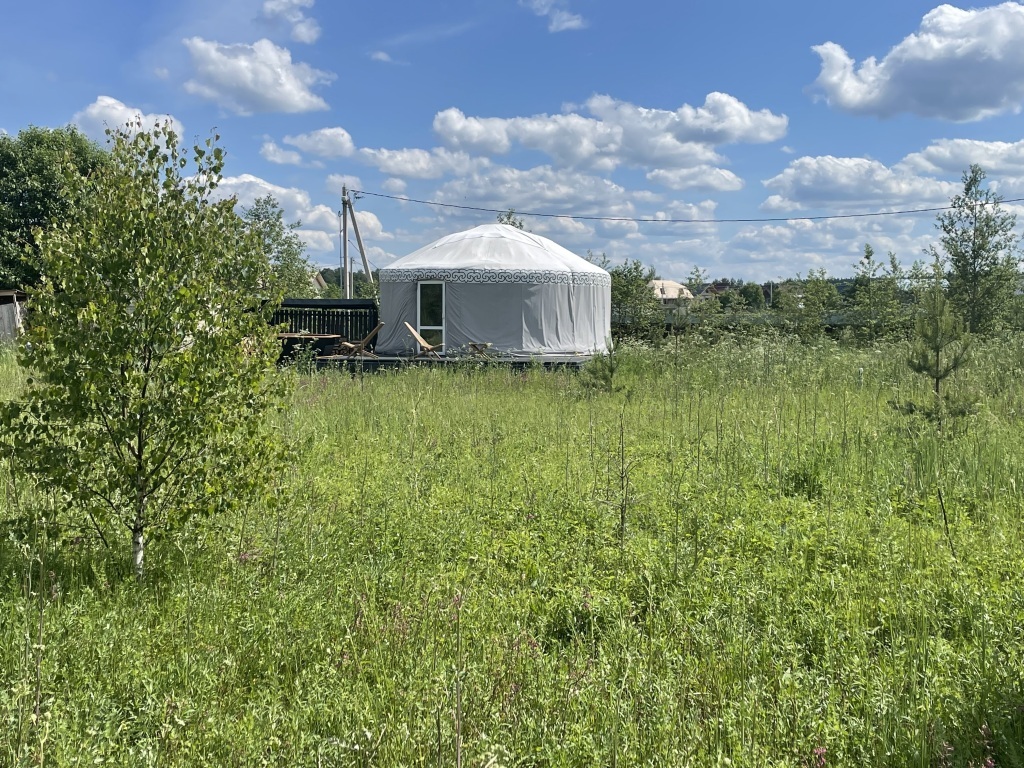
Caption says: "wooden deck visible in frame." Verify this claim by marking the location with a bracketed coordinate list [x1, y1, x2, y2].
[311, 353, 592, 373]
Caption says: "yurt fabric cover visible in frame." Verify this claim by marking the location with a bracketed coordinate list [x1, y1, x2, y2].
[376, 224, 611, 357]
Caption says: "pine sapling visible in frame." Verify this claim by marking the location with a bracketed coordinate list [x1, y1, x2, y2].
[908, 263, 970, 402]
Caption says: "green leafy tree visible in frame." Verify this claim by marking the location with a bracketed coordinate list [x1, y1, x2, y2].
[688, 297, 723, 332]
[318, 267, 379, 299]
[2, 121, 286, 581]
[608, 258, 663, 341]
[686, 265, 710, 297]
[937, 164, 1021, 335]
[908, 259, 970, 400]
[738, 282, 766, 310]
[497, 209, 525, 229]
[777, 269, 841, 340]
[243, 194, 318, 298]
[682, 266, 723, 330]
[718, 288, 747, 313]
[0, 125, 107, 289]
[851, 243, 909, 341]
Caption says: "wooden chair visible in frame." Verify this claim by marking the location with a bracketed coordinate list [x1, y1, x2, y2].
[324, 322, 383, 359]
[404, 321, 442, 359]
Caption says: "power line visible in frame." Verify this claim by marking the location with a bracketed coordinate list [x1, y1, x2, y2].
[352, 188, 1024, 225]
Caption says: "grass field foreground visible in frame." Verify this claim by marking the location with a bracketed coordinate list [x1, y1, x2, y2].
[2, 336, 1024, 766]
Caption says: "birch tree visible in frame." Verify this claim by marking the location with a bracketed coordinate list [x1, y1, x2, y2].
[243, 194, 318, 298]
[851, 244, 908, 341]
[2, 121, 286, 580]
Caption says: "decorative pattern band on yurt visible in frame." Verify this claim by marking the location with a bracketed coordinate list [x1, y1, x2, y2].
[375, 224, 611, 358]
[379, 268, 611, 286]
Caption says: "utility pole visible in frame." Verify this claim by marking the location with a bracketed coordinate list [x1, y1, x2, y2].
[341, 185, 351, 299]
[339, 186, 374, 299]
[348, 198, 373, 286]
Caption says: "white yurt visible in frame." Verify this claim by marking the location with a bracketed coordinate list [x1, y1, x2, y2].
[375, 224, 611, 358]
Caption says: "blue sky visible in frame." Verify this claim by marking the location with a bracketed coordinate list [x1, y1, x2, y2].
[4, 0, 1024, 282]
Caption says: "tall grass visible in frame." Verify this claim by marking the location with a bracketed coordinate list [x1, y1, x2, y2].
[2, 336, 1023, 766]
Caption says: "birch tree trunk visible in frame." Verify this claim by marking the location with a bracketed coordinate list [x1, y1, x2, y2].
[132, 516, 145, 582]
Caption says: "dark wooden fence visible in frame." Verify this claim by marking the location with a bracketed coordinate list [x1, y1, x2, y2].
[271, 298, 379, 345]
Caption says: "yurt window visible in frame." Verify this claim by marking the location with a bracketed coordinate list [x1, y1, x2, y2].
[417, 281, 445, 349]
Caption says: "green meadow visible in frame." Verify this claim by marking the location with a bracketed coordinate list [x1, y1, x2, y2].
[2, 336, 1024, 767]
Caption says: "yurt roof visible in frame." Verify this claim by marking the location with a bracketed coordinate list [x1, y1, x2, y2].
[378, 224, 610, 286]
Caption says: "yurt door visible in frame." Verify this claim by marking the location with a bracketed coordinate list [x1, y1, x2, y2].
[417, 281, 445, 351]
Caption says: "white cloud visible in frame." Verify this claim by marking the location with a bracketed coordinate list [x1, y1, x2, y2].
[290, 18, 321, 44]
[898, 138, 1024, 177]
[548, 216, 592, 237]
[259, 140, 303, 165]
[304, 203, 340, 232]
[364, 244, 400, 268]
[495, 112, 623, 172]
[661, 199, 719, 221]
[896, 138, 1024, 199]
[216, 174, 343, 254]
[183, 37, 334, 115]
[646, 166, 743, 192]
[432, 164, 636, 224]
[548, 10, 586, 32]
[759, 194, 796, 213]
[262, 0, 321, 43]
[326, 174, 363, 195]
[283, 127, 355, 158]
[381, 177, 407, 194]
[519, 0, 586, 32]
[811, 2, 1024, 121]
[353, 210, 389, 240]
[761, 155, 955, 211]
[638, 233, 726, 281]
[434, 105, 709, 172]
[587, 92, 787, 145]
[359, 147, 491, 179]
[72, 95, 184, 142]
[637, 200, 720, 239]
[371, 51, 392, 63]
[299, 230, 334, 252]
[433, 93, 785, 175]
[432, 108, 513, 155]
[219, 174, 314, 219]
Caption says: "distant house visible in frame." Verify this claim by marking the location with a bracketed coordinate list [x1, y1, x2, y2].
[695, 281, 733, 300]
[649, 279, 694, 305]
